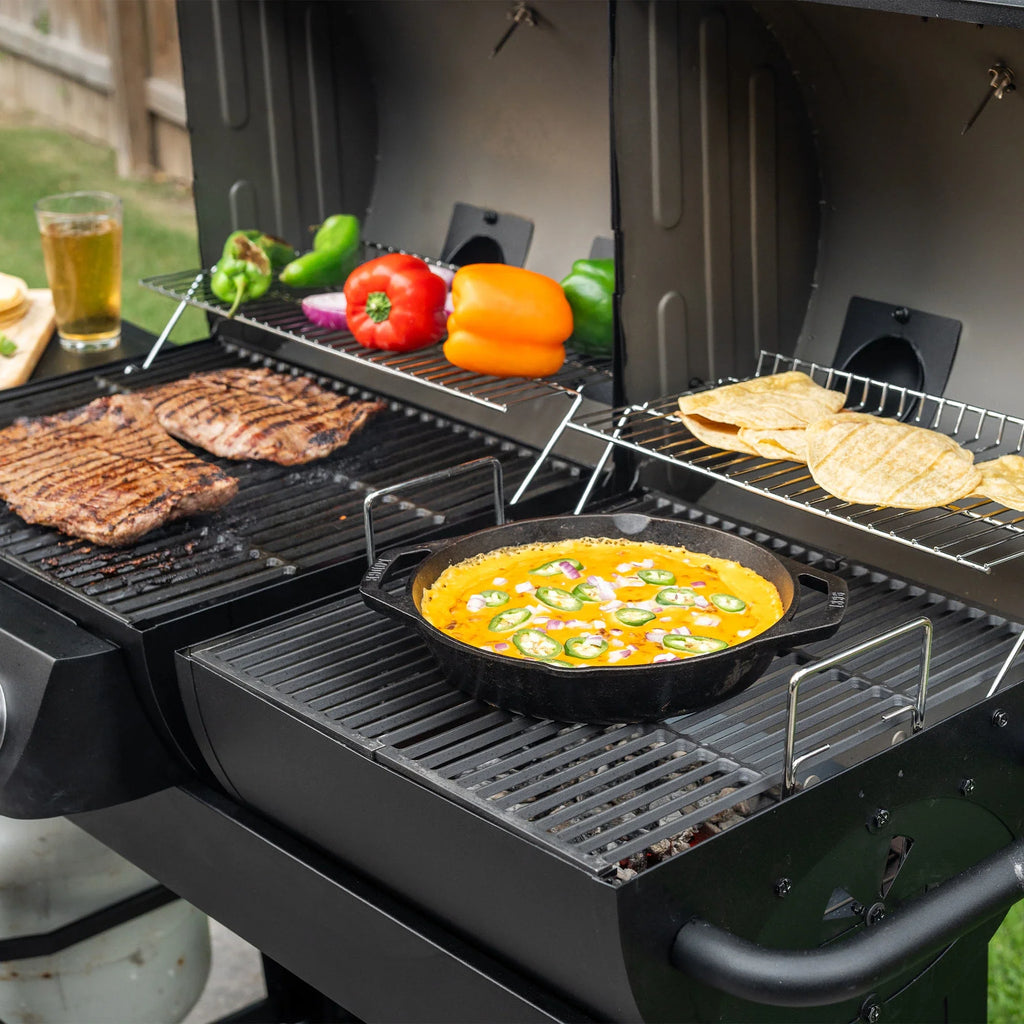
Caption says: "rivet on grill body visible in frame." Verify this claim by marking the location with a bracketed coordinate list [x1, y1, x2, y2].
[868, 809, 890, 833]
[773, 877, 792, 898]
[960, 778, 976, 796]
[860, 996, 883, 1023]
[864, 902, 887, 926]
[992, 709, 1010, 728]
[891, 306, 910, 324]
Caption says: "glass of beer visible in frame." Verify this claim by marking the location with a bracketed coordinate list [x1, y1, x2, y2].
[35, 191, 122, 352]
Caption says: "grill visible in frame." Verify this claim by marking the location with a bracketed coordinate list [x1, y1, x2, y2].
[3, 0, 1024, 1021]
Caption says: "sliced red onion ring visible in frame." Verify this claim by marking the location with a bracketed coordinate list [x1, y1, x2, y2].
[301, 292, 348, 330]
[559, 560, 582, 580]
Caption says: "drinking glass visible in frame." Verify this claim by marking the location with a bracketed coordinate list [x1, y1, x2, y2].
[34, 191, 122, 352]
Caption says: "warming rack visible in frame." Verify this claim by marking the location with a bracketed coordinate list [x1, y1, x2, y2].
[139, 249, 610, 415]
[567, 352, 1024, 574]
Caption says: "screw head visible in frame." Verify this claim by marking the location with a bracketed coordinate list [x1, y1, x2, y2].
[992, 709, 1009, 728]
[862, 1001, 882, 1023]
[868, 809, 890, 833]
[891, 306, 910, 324]
[960, 778, 975, 796]
[774, 877, 792, 898]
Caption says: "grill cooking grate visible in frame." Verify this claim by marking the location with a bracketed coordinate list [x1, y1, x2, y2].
[0, 342, 580, 627]
[568, 353, 1024, 573]
[187, 495, 1024, 878]
[141, 259, 611, 413]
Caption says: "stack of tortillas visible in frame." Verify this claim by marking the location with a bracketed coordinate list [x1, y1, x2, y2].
[677, 370, 847, 463]
[677, 370, 1024, 512]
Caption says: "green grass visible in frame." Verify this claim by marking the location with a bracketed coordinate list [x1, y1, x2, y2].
[0, 113, 206, 343]
[990, 901, 1024, 1022]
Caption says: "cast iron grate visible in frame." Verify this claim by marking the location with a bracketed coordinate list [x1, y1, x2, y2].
[0, 341, 579, 627]
[187, 494, 1024, 878]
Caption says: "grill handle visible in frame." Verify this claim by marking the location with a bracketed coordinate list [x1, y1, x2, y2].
[670, 833, 1024, 1008]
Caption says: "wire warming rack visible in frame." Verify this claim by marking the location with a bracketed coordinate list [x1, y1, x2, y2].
[568, 351, 1024, 573]
[140, 254, 610, 414]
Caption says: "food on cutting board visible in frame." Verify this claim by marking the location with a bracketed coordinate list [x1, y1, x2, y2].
[560, 257, 614, 357]
[805, 411, 982, 509]
[344, 253, 448, 352]
[0, 394, 238, 546]
[0, 274, 29, 331]
[677, 370, 847, 460]
[420, 537, 783, 668]
[139, 367, 385, 465]
[280, 214, 361, 289]
[972, 454, 1024, 511]
[443, 263, 573, 377]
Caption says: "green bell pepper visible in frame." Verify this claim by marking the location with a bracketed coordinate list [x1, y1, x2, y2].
[560, 257, 614, 357]
[279, 214, 362, 289]
[210, 232, 274, 318]
[235, 230, 296, 270]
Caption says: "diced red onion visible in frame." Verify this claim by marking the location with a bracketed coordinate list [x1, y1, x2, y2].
[587, 575, 617, 601]
[559, 561, 581, 580]
[645, 628, 667, 642]
[466, 594, 487, 612]
[669, 625, 691, 635]
[301, 292, 348, 330]
[652, 652, 679, 664]
[616, 562, 634, 574]
[691, 581, 706, 588]
[738, 629, 752, 638]
[494, 642, 510, 651]
[515, 581, 535, 594]
[430, 265, 456, 288]
[492, 576, 507, 586]
[639, 558, 654, 569]
[600, 599, 624, 612]
[692, 613, 721, 628]
[547, 619, 565, 630]
[608, 645, 638, 662]
[694, 595, 710, 608]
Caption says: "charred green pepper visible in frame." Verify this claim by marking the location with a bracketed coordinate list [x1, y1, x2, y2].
[560, 257, 614, 357]
[211, 232, 274, 317]
[235, 230, 296, 270]
[279, 214, 362, 289]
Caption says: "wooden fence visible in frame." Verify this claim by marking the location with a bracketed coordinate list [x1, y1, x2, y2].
[0, 0, 192, 181]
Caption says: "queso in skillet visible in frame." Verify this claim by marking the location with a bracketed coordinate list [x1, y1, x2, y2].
[420, 538, 784, 667]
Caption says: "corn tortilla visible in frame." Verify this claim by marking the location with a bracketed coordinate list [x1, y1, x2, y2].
[806, 411, 981, 510]
[972, 454, 1024, 511]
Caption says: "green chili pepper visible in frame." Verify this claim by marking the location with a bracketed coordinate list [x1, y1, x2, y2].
[0, 334, 16, 358]
[210, 232, 274, 317]
[560, 257, 614, 357]
[279, 214, 362, 289]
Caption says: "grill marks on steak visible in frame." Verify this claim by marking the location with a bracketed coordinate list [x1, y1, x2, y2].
[140, 367, 386, 465]
[0, 394, 238, 546]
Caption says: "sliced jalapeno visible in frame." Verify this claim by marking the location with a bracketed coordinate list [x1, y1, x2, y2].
[488, 607, 531, 632]
[711, 593, 746, 613]
[638, 568, 676, 585]
[571, 582, 601, 603]
[564, 635, 610, 660]
[615, 606, 656, 627]
[480, 589, 510, 607]
[531, 558, 584, 576]
[536, 586, 584, 612]
[663, 634, 729, 654]
[656, 587, 698, 607]
[512, 629, 564, 660]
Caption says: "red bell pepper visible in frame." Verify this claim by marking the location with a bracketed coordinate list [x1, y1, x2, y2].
[343, 253, 448, 352]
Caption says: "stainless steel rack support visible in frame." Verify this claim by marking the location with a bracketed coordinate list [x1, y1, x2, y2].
[782, 616, 933, 797]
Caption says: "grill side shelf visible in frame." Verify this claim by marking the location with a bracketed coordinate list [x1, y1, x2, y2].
[567, 352, 1024, 573]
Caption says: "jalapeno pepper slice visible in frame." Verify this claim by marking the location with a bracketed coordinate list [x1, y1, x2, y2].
[638, 568, 676, 585]
[571, 582, 601, 603]
[615, 606, 656, 627]
[536, 586, 584, 612]
[662, 634, 729, 654]
[710, 593, 746, 612]
[512, 629, 564, 660]
[656, 587, 698, 607]
[531, 558, 584, 576]
[488, 607, 531, 632]
[480, 589, 510, 607]
[564, 635, 610, 660]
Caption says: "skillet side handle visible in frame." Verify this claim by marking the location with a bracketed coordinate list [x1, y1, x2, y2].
[773, 562, 849, 648]
[669, 833, 1024, 1008]
[359, 543, 446, 628]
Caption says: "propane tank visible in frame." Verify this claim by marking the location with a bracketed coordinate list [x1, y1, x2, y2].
[0, 815, 211, 1024]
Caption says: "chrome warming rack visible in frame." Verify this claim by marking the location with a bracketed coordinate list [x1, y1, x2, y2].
[566, 351, 1024, 574]
[139, 246, 610, 416]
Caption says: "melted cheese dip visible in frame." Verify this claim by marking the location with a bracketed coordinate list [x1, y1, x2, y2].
[421, 538, 784, 667]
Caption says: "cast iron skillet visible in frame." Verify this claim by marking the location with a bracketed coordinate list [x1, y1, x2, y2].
[360, 512, 848, 723]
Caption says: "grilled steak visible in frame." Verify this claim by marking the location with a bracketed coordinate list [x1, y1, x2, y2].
[139, 367, 386, 465]
[0, 394, 238, 546]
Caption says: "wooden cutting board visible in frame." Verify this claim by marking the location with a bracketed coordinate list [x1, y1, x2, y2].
[0, 289, 56, 390]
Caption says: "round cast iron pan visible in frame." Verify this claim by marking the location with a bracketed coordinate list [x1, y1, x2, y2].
[360, 512, 849, 723]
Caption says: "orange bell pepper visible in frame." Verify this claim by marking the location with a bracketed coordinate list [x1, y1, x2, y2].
[443, 264, 573, 378]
